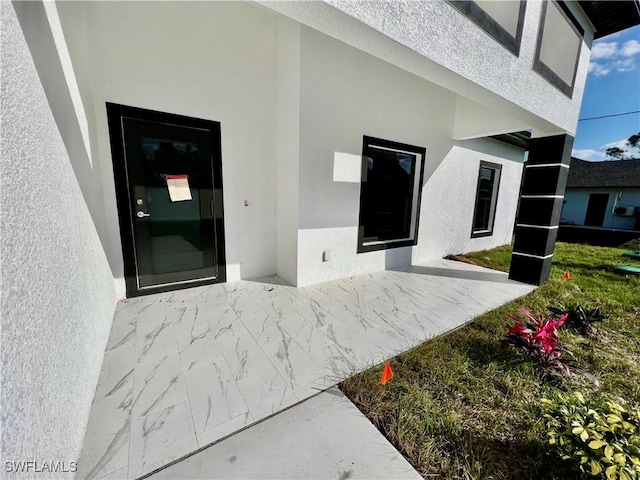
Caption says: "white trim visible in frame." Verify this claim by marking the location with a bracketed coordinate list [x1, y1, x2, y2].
[513, 252, 554, 259]
[369, 144, 421, 157]
[360, 139, 424, 250]
[525, 163, 569, 169]
[138, 277, 219, 290]
[520, 195, 564, 199]
[516, 223, 559, 229]
[363, 237, 414, 246]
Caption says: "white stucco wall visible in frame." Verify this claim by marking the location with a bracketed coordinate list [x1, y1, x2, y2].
[562, 188, 640, 230]
[56, 1, 279, 288]
[296, 27, 524, 286]
[416, 139, 524, 259]
[10, 1, 118, 292]
[275, 17, 302, 286]
[324, 0, 593, 134]
[261, 0, 595, 137]
[42, 2, 530, 291]
[1, 3, 116, 477]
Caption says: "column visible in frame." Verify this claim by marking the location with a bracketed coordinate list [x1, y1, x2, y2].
[509, 134, 573, 285]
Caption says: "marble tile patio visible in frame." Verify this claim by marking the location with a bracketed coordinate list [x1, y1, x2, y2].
[77, 259, 534, 480]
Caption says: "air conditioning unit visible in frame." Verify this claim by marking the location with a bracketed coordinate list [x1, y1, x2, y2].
[613, 206, 636, 216]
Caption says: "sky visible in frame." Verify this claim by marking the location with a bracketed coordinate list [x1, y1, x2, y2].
[572, 25, 640, 161]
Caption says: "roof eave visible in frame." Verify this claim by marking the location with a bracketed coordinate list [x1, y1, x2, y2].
[578, 0, 640, 39]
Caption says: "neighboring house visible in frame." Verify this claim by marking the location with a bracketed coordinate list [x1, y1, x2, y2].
[562, 158, 640, 231]
[2, 1, 639, 478]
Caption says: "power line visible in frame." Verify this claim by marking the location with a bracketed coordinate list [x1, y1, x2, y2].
[578, 110, 640, 121]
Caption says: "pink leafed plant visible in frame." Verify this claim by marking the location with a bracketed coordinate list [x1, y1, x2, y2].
[505, 308, 571, 375]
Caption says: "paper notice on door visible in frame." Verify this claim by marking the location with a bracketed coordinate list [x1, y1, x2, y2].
[165, 175, 192, 202]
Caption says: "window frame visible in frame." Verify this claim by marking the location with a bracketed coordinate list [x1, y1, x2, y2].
[448, 1, 527, 56]
[532, 0, 584, 97]
[357, 136, 426, 254]
[471, 160, 502, 238]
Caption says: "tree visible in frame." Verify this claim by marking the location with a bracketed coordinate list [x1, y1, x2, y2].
[605, 147, 628, 160]
[604, 132, 639, 160]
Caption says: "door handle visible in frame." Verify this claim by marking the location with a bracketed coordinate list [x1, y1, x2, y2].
[136, 211, 151, 218]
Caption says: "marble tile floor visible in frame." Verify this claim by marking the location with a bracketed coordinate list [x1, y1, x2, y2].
[77, 259, 534, 480]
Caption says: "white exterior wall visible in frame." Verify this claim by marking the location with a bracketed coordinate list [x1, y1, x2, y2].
[46, 1, 589, 291]
[261, 0, 595, 136]
[1, 3, 116, 476]
[275, 17, 302, 286]
[416, 139, 524, 260]
[562, 189, 640, 230]
[297, 27, 524, 286]
[58, 1, 280, 290]
[38, 1, 532, 292]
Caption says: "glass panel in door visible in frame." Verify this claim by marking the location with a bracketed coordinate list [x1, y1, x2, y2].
[122, 119, 218, 289]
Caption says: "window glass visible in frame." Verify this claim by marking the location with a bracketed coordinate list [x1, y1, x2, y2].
[472, 162, 501, 237]
[538, 2, 582, 85]
[448, 1, 526, 55]
[475, 1, 522, 37]
[358, 137, 426, 252]
[533, 1, 583, 96]
[362, 149, 415, 242]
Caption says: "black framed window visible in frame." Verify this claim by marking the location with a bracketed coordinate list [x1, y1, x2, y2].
[471, 161, 502, 238]
[448, 1, 527, 56]
[533, 1, 584, 97]
[357, 136, 426, 253]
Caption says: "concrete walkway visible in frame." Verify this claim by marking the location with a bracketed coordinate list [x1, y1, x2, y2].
[77, 259, 534, 479]
[146, 388, 423, 480]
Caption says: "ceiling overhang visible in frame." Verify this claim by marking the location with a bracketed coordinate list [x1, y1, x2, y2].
[578, 1, 640, 39]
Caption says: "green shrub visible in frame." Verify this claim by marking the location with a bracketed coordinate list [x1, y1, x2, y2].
[543, 392, 640, 479]
[548, 304, 605, 335]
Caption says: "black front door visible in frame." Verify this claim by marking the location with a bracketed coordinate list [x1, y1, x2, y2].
[584, 193, 609, 227]
[107, 103, 226, 297]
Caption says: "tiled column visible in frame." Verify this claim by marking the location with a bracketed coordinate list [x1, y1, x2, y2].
[508, 134, 573, 285]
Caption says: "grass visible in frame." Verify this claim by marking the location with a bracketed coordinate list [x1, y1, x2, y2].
[341, 242, 640, 479]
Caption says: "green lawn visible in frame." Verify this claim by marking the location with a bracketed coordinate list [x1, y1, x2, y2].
[341, 242, 640, 479]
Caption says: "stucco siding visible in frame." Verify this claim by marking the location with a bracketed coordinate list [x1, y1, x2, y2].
[1, 3, 116, 477]
[260, 0, 594, 136]
[297, 27, 524, 286]
[58, 1, 279, 288]
[321, 0, 593, 135]
[415, 139, 523, 262]
[275, 17, 302, 286]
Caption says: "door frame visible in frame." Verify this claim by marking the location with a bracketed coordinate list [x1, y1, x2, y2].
[106, 102, 227, 297]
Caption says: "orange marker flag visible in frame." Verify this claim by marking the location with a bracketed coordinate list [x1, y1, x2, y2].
[563, 270, 570, 281]
[380, 361, 394, 385]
